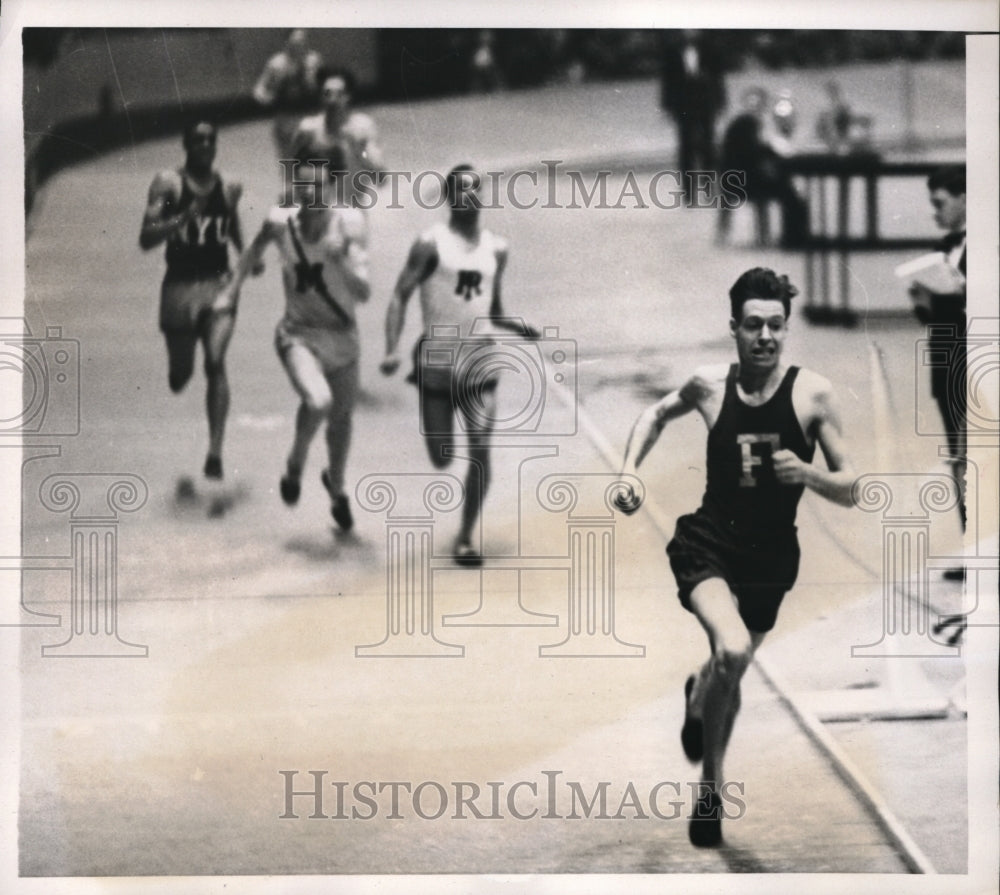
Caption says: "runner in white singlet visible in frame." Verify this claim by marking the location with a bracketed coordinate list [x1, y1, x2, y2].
[380, 165, 540, 566]
[217, 161, 369, 531]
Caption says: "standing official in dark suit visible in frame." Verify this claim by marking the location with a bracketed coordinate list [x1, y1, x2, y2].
[660, 31, 727, 205]
[910, 165, 967, 584]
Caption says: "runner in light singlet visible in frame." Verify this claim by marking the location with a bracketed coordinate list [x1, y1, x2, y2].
[380, 165, 540, 565]
[218, 158, 369, 531]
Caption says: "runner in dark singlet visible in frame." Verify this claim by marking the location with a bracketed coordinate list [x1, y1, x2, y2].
[670, 363, 815, 633]
[139, 120, 257, 481]
[615, 268, 857, 847]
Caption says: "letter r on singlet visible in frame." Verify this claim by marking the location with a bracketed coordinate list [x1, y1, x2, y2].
[737, 433, 781, 487]
[455, 270, 482, 300]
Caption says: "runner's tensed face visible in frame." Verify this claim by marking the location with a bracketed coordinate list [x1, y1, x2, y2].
[287, 29, 308, 60]
[292, 164, 327, 211]
[322, 76, 351, 116]
[448, 169, 482, 219]
[731, 297, 788, 371]
[184, 123, 217, 169]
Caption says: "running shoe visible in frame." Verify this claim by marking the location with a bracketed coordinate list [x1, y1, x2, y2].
[453, 540, 483, 568]
[688, 787, 723, 848]
[280, 471, 301, 506]
[321, 469, 353, 531]
[203, 454, 223, 480]
[681, 674, 704, 763]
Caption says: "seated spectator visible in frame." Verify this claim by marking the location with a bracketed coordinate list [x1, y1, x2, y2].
[816, 81, 854, 153]
[716, 87, 808, 248]
[816, 81, 873, 154]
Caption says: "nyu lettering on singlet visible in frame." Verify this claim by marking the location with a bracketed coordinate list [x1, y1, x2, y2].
[418, 222, 499, 340]
[700, 364, 814, 535]
[165, 173, 231, 281]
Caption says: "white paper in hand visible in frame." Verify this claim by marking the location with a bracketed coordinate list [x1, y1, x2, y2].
[894, 251, 966, 294]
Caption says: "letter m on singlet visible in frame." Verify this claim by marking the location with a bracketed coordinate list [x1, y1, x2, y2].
[455, 270, 482, 300]
[737, 434, 780, 487]
[295, 260, 326, 294]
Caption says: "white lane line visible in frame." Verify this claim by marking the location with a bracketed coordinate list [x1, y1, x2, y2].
[553, 378, 938, 874]
[753, 658, 938, 875]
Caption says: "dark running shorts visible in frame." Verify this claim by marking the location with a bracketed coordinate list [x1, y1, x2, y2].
[666, 511, 801, 633]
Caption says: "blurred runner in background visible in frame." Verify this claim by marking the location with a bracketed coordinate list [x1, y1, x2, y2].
[291, 66, 385, 207]
[254, 29, 324, 161]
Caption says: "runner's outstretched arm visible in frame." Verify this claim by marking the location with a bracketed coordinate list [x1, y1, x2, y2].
[616, 374, 703, 514]
[340, 212, 371, 302]
[621, 388, 696, 477]
[487, 243, 539, 339]
[139, 173, 198, 250]
[213, 221, 277, 313]
[380, 237, 436, 375]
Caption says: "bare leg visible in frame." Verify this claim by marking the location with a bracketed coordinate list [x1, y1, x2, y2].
[201, 310, 236, 472]
[164, 330, 197, 394]
[713, 629, 765, 765]
[279, 343, 332, 503]
[455, 388, 495, 550]
[323, 361, 359, 497]
[685, 578, 759, 846]
[420, 389, 455, 471]
[289, 401, 325, 473]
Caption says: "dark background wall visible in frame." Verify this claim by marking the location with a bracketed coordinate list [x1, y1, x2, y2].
[23, 28, 378, 209]
[22, 27, 965, 213]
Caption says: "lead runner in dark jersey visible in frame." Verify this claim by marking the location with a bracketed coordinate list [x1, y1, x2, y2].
[139, 120, 257, 481]
[615, 268, 856, 847]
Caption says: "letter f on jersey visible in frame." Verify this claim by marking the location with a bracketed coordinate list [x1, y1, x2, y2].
[737, 433, 781, 487]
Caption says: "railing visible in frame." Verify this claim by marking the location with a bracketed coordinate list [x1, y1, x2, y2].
[786, 153, 959, 326]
